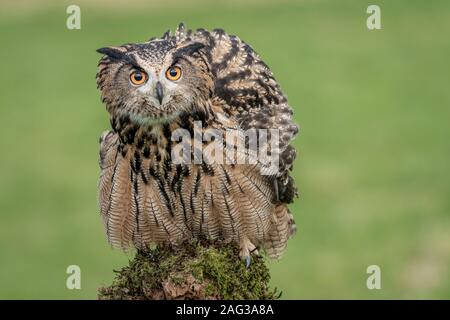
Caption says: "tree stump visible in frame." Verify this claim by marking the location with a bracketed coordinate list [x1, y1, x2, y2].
[98, 239, 279, 300]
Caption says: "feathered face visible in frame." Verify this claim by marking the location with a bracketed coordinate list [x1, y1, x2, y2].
[96, 39, 212, 125]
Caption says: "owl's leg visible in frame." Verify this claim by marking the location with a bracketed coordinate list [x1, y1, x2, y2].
[239, 237, 258, 268]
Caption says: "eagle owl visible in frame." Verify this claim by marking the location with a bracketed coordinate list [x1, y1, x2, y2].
[96, 24, 298, 265]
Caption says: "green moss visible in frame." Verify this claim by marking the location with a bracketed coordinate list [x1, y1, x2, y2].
[98, 239, 279, 300]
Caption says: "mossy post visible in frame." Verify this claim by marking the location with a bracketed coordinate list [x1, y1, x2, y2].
[98, 239, 280, 300]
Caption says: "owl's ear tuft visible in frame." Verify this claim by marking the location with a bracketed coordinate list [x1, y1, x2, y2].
[97, 46, 139, 68]
[96, 46, 127, 61]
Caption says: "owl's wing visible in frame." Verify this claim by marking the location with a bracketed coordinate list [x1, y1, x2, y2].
[174, 25, 299, 203]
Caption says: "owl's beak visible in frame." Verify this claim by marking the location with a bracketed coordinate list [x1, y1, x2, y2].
[155, 81, 164, 105]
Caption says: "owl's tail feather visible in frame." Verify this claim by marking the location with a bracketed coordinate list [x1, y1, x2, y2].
[264, 205, 294, 259]
[233, 167, 272, 244]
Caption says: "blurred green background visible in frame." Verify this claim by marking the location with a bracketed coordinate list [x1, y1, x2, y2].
[0, 0, 449, 299]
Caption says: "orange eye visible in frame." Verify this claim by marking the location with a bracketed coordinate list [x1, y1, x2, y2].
[165, 66, 182, 81]
[130, 70, 148, 85]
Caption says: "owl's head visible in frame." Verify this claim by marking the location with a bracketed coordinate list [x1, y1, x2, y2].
[96, 29, 212, 125]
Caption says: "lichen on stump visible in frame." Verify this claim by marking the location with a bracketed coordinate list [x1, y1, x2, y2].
[98, 239, 280, 300]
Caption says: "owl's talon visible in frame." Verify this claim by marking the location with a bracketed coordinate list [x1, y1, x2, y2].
[240, 237, 257, 268]
[244, 255, 251, 269]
